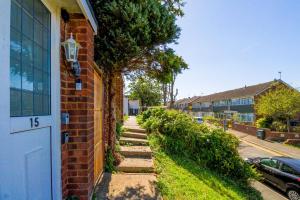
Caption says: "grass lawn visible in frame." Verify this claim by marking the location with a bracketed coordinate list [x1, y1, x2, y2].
[149, 135, 262, 200]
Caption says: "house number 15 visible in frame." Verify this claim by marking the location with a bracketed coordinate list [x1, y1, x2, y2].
[30, 117, 39, 128]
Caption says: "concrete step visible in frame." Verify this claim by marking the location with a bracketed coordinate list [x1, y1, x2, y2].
[120, 137, 149, 146]
[124, 127, 146, 133]
[119, 146, 152, 158]
[117, 157, 154, 173]
[122, 132, 147, 139]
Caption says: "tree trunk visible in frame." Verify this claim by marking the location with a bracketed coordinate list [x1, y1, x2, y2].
[162, 84, 167, 106]
[287, 117, 291, 133]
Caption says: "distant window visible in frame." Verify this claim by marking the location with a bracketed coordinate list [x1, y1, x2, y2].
[260, 158, 279, 169]
[281, 164, 300, 176]
[213, 100, 227, 107]
[238, 113, 254, 122]
[10, 0, 51, 117]
[231, 98, 253, 105]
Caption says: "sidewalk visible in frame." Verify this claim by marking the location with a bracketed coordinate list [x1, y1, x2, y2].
[94, 116, 160, 200]
[229, 129, 300, 159]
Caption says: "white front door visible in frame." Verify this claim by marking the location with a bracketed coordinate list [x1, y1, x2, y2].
[0, 0, 61, 199]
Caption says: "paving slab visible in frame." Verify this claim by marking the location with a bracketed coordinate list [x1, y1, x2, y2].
[251, 181, 288, 200]
[123, 132, 147, 139]
[124, 127, 146, 133]
[119, 146, 152, 157]
[120, 137, 149, 146]
[117, 158, 154, 173]
[94, 173, 161, 200]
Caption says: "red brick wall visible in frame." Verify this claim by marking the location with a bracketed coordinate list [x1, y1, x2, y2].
[232, 123, 257, 136]
[232, 123, 300, 140]
[61, 14, 95, 200]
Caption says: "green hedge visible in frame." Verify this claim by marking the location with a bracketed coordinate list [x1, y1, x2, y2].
[137, 108, 258, 181]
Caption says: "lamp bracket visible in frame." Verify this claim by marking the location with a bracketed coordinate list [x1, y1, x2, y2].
[71, 61, 81, 77]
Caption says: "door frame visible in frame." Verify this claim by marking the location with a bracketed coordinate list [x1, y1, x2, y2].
[0, 0, 61, 198]
[93, 65, 105, 185]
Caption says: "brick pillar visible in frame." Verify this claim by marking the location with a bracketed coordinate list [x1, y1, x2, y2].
[60, 14, 95, 200]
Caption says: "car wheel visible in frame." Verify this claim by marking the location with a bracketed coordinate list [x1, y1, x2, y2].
[287, 189, 300, 200]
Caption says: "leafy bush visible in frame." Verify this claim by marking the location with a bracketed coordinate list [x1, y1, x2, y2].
[256, 117, 273, 129]
[203, 115, 222, 127]
[271, 121, 287, 132]
[104, 148, 115, 172]
[138, 108, 258, 181]
[116, 121, 124, 140]
[293, 126, 300, 133]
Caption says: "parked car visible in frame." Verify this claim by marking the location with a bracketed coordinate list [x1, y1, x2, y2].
[194, 117, 203, 124]
[246, 157, 300, 200]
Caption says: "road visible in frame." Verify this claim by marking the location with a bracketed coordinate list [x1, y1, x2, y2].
[238, 140, 275, 159]
[234, 133, 288, 200]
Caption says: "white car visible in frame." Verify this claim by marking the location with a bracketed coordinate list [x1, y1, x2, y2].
[194, 117, 203, 124]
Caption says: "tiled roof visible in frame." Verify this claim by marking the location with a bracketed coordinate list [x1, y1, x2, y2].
[193, 81, 276, 103]
[176, 96, 199, 105]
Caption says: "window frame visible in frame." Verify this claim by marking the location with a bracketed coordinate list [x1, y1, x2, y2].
[10, 0, 51, 117]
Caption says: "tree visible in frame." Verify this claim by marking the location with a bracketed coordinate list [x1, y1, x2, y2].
[91, 0, 180, 72]
[128, 76, 162, 108]
[147, 48, 188, 106]
[89, 0, 186, 156]
[255, 83, 300, 132]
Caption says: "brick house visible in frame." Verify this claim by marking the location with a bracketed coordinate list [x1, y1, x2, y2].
[0, 0, 122, 199]
[173, 96, 199, 111]
[174, 80, 296, 123]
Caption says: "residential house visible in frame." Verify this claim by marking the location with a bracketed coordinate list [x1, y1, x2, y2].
[0, 1, 123, 199]
[128, 99, 140, 116]
[176, 80, 293, 123]
[123, 95, 129, 116]
[173, 96, 199, 111]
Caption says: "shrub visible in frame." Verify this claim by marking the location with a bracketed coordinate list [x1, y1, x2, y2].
[256, 117, 273, 129]
[271, 121, 287, 132]
[203, 115, 222, 127]
[138, 108, 258, 181]
[293, 126, 300, 133]
[116, 121, 123, 140]
[104, 148, 115, 172]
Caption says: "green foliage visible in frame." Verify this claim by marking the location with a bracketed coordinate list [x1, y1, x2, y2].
[116, 121, 124, 140]
[203, 115, 222, 127]
[255, 83, 300, 131]
[138, 108, 259, 181]
[161, 0, 185, 17]
[65, 196, 79, 200]
[256, 117, 273, 129]
[91, 0, 180, 72]
[104, 148, 116, 172]
[271, 121, 287, 132]
[128, 76, 162, 107]
[123, 115, 129, 122]
[293, 126, 300, 133]
[148, 48, 188, 84]
[149, 135, 263, 200]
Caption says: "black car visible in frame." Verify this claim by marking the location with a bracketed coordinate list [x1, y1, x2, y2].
[246, 157, 300, 200]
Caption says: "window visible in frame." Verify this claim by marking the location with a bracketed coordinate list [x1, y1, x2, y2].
[281, 164, 300, 176]
[202, 102, 210, 108]
[231, 97, 254, 105]
[213, 100, 227, 107]
[238, 113, 254, 122]
[260, 158, 279, 169]
[10, 0, 51, 117]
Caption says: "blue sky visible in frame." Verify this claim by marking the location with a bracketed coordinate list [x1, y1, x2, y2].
[172, 0, 300, 98]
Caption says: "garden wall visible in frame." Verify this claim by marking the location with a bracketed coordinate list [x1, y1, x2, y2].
[232, 123, 300, 140]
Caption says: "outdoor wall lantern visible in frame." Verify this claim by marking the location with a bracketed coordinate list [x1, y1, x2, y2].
[62, 33, 81, 77]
